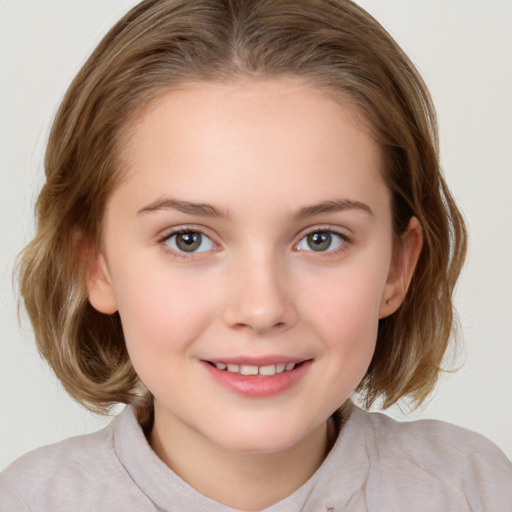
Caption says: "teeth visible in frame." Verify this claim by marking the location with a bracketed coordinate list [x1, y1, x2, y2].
[240, 365, 259, 376]
[214, 362, 298, 375]
[259, 365, 277, 376]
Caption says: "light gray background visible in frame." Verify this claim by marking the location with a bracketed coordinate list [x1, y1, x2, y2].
[1, 1, 511, 470]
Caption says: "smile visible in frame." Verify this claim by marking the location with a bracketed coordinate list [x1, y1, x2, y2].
[203, 358, 311, 397]
[212, 362, 297, 376]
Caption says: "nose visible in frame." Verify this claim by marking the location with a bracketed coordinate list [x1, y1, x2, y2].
[222, 253, 297, 334]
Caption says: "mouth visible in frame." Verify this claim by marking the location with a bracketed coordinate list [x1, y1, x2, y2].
[202, 358, 312, 397]
[206, 361, 302, 376]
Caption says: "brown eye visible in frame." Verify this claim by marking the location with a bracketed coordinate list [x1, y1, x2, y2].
[165, 231, 215, 253]
[296, 230, 346, 253]
[176, 232, 202, 252]
[306, 232, 332, 251]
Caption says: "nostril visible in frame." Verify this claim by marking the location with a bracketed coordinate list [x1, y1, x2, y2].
[228, 319, 289, 333]
[222, 286, 298, 334]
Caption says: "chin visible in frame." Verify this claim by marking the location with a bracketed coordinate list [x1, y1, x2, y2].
[218, 433, 303, 456]
[205, 414, 324, 456]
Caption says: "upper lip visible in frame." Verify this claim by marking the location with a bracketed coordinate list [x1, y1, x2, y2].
[203, 356, 311, 366]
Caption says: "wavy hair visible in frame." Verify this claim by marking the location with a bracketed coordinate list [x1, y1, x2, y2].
[17, 0, 466, 413]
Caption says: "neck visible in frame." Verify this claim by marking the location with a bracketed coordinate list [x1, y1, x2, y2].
[149, 408, 337, 510]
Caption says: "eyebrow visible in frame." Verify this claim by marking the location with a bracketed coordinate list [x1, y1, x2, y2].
[137, 197, 229, 218]
[295, 199, 374, 219]
[137, 197, 373, 219]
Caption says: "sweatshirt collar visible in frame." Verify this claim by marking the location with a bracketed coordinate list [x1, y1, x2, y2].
[112, 402, 371, 511]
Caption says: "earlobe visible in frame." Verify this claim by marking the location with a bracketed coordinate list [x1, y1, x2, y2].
[85, 246, 118, 315]
[379, 217, 423, 318]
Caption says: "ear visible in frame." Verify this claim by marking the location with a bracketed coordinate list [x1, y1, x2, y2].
[84, 244, 118, 315]
[379, 217, 423, 318]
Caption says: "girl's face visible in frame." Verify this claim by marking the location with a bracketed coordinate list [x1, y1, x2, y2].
[88, 79, 419, 455]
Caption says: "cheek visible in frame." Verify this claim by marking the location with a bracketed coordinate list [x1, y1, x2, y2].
[309, 273, 385, 400]
[112, 266, 220, 363]
[306, 261, 386, 324]
[301, 258, 389, 360]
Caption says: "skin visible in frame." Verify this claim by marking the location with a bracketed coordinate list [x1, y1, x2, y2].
[87, 79, 422, 510]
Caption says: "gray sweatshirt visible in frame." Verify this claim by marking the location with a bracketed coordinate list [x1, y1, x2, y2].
[1, 404, 511, 511]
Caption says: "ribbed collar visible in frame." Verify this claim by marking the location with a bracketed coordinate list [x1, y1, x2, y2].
[112, 403, 373, 511]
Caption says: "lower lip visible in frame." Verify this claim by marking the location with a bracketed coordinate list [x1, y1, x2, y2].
[202, 361, 312, 398]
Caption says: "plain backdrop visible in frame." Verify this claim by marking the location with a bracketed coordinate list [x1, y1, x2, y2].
[1, 1, 511, 470]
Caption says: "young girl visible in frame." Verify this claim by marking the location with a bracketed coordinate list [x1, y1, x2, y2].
[1, 0, 511, 510]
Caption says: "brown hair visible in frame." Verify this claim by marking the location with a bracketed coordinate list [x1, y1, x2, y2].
[18, 0, 466, 414]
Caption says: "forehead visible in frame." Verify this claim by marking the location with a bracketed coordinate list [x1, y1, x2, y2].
[113, 79, 388, 217]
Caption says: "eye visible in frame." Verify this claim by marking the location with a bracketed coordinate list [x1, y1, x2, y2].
[296, 230, 346, 252]
[164, 230, 215, 253]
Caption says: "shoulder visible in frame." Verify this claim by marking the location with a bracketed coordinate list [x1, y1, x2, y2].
[0, 408, 152, 512]
[360, 407, 511, 468]
[349, 407, 512, 509]
[0, 419, 115, 500]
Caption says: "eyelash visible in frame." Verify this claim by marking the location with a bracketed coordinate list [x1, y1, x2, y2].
[157, 226, 218, 260]
[294, 226, 351, 257]
[157, 226, 351, 260]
